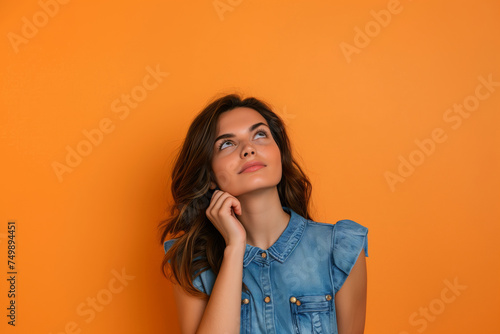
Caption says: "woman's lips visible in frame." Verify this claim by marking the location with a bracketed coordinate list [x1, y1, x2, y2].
[241, 165, 265, 173]
[239, 160, 266, 173]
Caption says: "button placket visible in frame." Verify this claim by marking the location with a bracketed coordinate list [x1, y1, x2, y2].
[260, 260, 275, 333]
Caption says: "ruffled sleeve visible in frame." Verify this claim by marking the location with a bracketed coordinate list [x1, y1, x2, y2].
[163, 238, 177, 255]
[163, 238, 215, 295]
[331, 219, 369, 293]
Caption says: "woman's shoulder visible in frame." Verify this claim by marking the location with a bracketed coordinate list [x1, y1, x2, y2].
[330, 219, 369, 255]
[163, 237, 215, 294]
[300, 218, 368, 257]
[327, 219, 369, 293]
[163, 238, 178, 254]
[304, 218, 368, 236]
[302, 219, 368, 255]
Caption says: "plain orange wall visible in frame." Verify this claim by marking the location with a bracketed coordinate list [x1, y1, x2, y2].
[1, 1, 499, 333]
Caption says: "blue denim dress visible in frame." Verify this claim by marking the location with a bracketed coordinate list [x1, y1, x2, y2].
[164, 206, 369, 334]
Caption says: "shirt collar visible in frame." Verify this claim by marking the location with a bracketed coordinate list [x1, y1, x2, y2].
[242, 206, 307, 267]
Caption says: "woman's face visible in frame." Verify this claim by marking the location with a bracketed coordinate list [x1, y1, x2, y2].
[210, 107, 282, 197]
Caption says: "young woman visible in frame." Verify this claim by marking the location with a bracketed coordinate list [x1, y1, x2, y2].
[159, 94, 368, 334]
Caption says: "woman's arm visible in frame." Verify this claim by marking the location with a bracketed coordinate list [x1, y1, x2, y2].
[335, 249, 367, 334]
[172, 189, 246, 334]
[172, 243, 245, 334]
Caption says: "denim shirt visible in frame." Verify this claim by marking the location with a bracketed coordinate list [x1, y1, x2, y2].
[164, 206, 369, 334]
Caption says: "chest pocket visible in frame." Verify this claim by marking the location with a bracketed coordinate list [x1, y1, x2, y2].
[240, 292, 252, 334]
[290, 294, 333, 334]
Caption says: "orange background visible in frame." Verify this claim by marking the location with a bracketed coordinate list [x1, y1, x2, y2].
[1, 1, 499, 333]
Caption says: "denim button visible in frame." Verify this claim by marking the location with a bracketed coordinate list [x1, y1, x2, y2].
[261, 252, 267, 258]
[296, 300, 301, 306]
[264, 296, 271, 303]
[290, 296, 297, 303]
[242, 298, 250, 304]
[325, 294, 332, 301]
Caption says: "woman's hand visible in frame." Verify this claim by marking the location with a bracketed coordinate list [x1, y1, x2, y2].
[205, 189, 246, 247]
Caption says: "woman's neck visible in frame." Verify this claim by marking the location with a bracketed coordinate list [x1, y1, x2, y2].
[235, 187, 291, 250]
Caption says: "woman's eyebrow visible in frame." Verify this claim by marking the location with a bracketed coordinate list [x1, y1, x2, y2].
[214, 122, 269, 144]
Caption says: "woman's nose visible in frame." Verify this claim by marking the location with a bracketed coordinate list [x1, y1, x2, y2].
[241, 143, 256, 157]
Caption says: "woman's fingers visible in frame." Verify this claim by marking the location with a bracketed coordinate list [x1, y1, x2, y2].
[205, 189, 245, 245]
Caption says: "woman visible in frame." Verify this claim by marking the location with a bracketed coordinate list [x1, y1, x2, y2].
[159, 94, 368, 334]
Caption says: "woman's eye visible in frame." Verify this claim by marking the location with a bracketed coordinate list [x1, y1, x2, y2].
[218, 140, 232, 150]
[255, 130, 267, 138]
[218, 130, 268, 150]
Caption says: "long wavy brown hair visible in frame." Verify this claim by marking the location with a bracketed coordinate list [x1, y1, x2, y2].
[158, 93, 313, 298]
